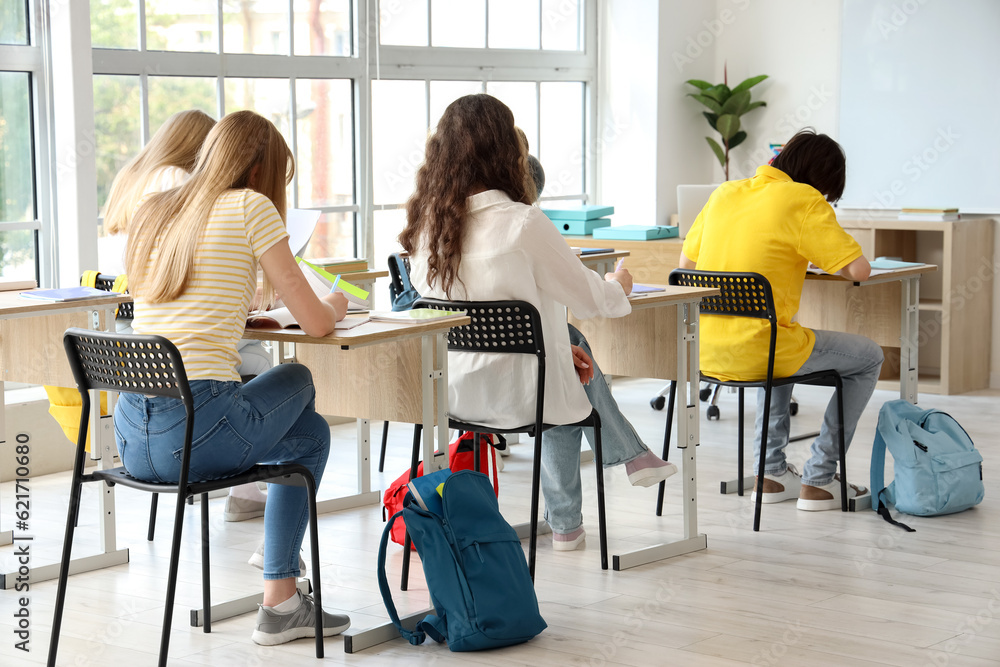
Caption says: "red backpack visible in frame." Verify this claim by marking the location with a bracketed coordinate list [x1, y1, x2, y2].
[383, 432, 502, 549]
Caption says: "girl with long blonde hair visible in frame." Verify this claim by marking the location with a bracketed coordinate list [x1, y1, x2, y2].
[117, 110, 350, 645]
[402, 94, 677, 553]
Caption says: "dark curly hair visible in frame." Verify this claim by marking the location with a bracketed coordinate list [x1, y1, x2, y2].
[399, 94, 536, 297]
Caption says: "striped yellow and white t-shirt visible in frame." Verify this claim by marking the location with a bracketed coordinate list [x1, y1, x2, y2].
[130, 189, 288, 381]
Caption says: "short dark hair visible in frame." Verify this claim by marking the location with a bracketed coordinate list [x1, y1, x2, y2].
[770, 128, 846, 203]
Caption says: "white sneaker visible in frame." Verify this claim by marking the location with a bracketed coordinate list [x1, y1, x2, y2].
[224, 495, 266, 522]
[749, 464, 802, 504]
[552, 527, 586, 551]
[797, 475, 870, 511]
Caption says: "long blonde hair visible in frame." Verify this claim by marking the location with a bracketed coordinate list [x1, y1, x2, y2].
[126, 110, 294, 304]
[102, 109, 216, 235]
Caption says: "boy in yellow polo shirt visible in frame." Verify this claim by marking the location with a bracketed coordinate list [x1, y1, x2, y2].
[680, 129, 882, 510]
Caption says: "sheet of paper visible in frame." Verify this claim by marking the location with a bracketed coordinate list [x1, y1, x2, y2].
[286, 208, 322, 257]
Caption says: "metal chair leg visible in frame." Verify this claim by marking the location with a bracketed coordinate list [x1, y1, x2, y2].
[592, 413, 608, 570]
[527, 429, 543, 581]
[656, 381, 676, 516]
[753, 386, 771, 532]
[147, 493, 158, 541]
[378, 421, 389, 473]
[200, 493, 211, 633]
[400, 423, 422, 591]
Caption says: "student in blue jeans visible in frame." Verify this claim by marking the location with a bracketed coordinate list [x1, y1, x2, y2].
[115, 110, 350, 646]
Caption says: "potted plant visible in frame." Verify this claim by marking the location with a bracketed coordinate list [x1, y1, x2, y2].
[686, 71, 767, 180]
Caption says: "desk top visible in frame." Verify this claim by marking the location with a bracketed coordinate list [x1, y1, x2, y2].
[0, 290, 129, 318]
[243, 312, 471, 349]
[805, 263, 937, 286]
[626, 284, 720, 310]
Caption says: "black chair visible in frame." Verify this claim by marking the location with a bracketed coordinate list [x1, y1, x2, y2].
[49, 329, 326, 666]
[407, 298, 608, 582]
[656, 270, 848, 531]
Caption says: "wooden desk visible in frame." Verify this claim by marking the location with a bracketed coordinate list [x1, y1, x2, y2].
[798, 265, 937, 404]
[576, 249, 629, 275]
[0, 291, 130, 586]
[568, 286, 718, 570]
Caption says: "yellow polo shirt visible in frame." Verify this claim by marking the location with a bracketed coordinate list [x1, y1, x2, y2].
[682, 165, 863, 381]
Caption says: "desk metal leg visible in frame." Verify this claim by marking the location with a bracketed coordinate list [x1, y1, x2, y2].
[613, 302, 707, 571]
[420, 333, 448, 473]
[899, 276, 920, 404]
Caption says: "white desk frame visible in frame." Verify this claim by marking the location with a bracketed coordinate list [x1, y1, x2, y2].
[0, 296, 129, 588]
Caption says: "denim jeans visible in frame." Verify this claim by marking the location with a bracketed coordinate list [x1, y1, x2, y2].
[114, 363, 330, 580]
[540, 324, 649, 533]
[755, 329, 884, 486]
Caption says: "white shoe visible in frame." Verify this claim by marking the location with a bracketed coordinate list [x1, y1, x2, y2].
[552, 527, 586, 551]
[224, 495, 266, 522]
[797, 475, 869, 511]
[749, 464, 802, 504]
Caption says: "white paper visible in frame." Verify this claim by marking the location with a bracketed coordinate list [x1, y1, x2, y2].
[286, 208, 322, 257]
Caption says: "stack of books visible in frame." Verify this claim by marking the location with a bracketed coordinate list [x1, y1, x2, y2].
[310, 257, 368, 274]
[898, 207, 960, 222]
[540, 205, 614, 236]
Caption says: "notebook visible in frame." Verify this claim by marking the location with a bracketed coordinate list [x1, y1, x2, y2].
[18, 286, 121, 302]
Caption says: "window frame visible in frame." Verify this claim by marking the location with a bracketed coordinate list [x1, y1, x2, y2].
[0, 0, 52, 287]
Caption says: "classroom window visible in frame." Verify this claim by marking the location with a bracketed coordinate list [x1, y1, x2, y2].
[93, 74, 142, 216]
[145, 0, 218, 52]
[371, 79, 427, 206]
[539, 81, 585, 197]
[379, 0, 583, 51]
[0, 71, 36, 281]
[295, 78, 354, 209]
[223, 0, 289, 55]
[147, 75, 217, 134]
[1, 0, 29, 45]
[293, 0, 352, 56]
[90, 0, 139, 50]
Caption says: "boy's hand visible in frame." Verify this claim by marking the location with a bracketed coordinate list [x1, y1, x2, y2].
[571, 345, 594, 385]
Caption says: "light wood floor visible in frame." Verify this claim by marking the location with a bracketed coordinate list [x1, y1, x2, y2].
[1, 380, 998, 666]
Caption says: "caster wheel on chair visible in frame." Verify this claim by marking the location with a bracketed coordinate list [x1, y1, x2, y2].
[707, 405, 720, 420]
[789, 401, 799, 416]
[650, 395, 666, 411]
[699, 387, 712, 401]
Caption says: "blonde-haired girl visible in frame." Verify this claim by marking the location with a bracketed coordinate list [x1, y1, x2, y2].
[116, 110, 349, 645]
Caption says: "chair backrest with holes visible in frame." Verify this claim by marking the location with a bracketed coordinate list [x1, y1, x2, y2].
[62, 328, 191, 403]
[668, 269, 780, 382]
[414, 299, 545, 358]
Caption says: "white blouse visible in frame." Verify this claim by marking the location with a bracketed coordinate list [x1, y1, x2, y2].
[409, 190, 631, 430]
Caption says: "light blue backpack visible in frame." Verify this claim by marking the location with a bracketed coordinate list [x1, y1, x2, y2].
[871, 400, 984, 531]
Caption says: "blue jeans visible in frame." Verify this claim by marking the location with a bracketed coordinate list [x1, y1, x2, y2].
[540, 325, 649, 533]
[114, 363, 330, 580]
[756, 329, 884, 486]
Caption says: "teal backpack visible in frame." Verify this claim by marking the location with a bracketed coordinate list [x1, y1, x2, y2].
[377, 470, 547, 651]
[871, 400, 984, 531]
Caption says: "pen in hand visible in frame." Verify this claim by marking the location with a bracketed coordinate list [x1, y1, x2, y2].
[615, 257, 625, 272]
[329, 274, 341, 294]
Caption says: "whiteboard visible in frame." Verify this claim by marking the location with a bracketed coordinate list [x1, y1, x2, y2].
[838, 0, 1000, 213]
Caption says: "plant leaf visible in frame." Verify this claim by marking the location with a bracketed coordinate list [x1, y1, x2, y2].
[686, 79, 713, 90]
[706, 137, 726, 166]
[728, 131, 748, 150]
[702, 84, 731, 104]
[716, 114, 741, 141]
[731, 74, 768, 95]
[702, 111, 719, 131]
[744, 100, 767, 113]
[687, 93, 723, 114]
[721, 90, 751, 116]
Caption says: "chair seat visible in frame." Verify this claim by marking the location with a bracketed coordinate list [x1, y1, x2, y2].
[449, 414, 601, 439]
[91, 463, 314, 496]
[702, 368, 842, 390]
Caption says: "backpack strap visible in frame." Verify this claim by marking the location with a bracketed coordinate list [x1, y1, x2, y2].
[415, 614, 448, 644]
[870, 425, 916, 532]
[377, 511, 427, 646]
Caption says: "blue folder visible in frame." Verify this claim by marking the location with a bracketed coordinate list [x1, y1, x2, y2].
[541, 205, 615, 221]
[592, 225, 679, 241]
[552, 217, 612, 236]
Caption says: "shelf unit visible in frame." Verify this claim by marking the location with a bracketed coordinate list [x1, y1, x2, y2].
[836, 216, 994, 395]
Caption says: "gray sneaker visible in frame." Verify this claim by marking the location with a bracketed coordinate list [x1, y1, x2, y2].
[248, 541, 307, 573]
[251, 592, 350, 646]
